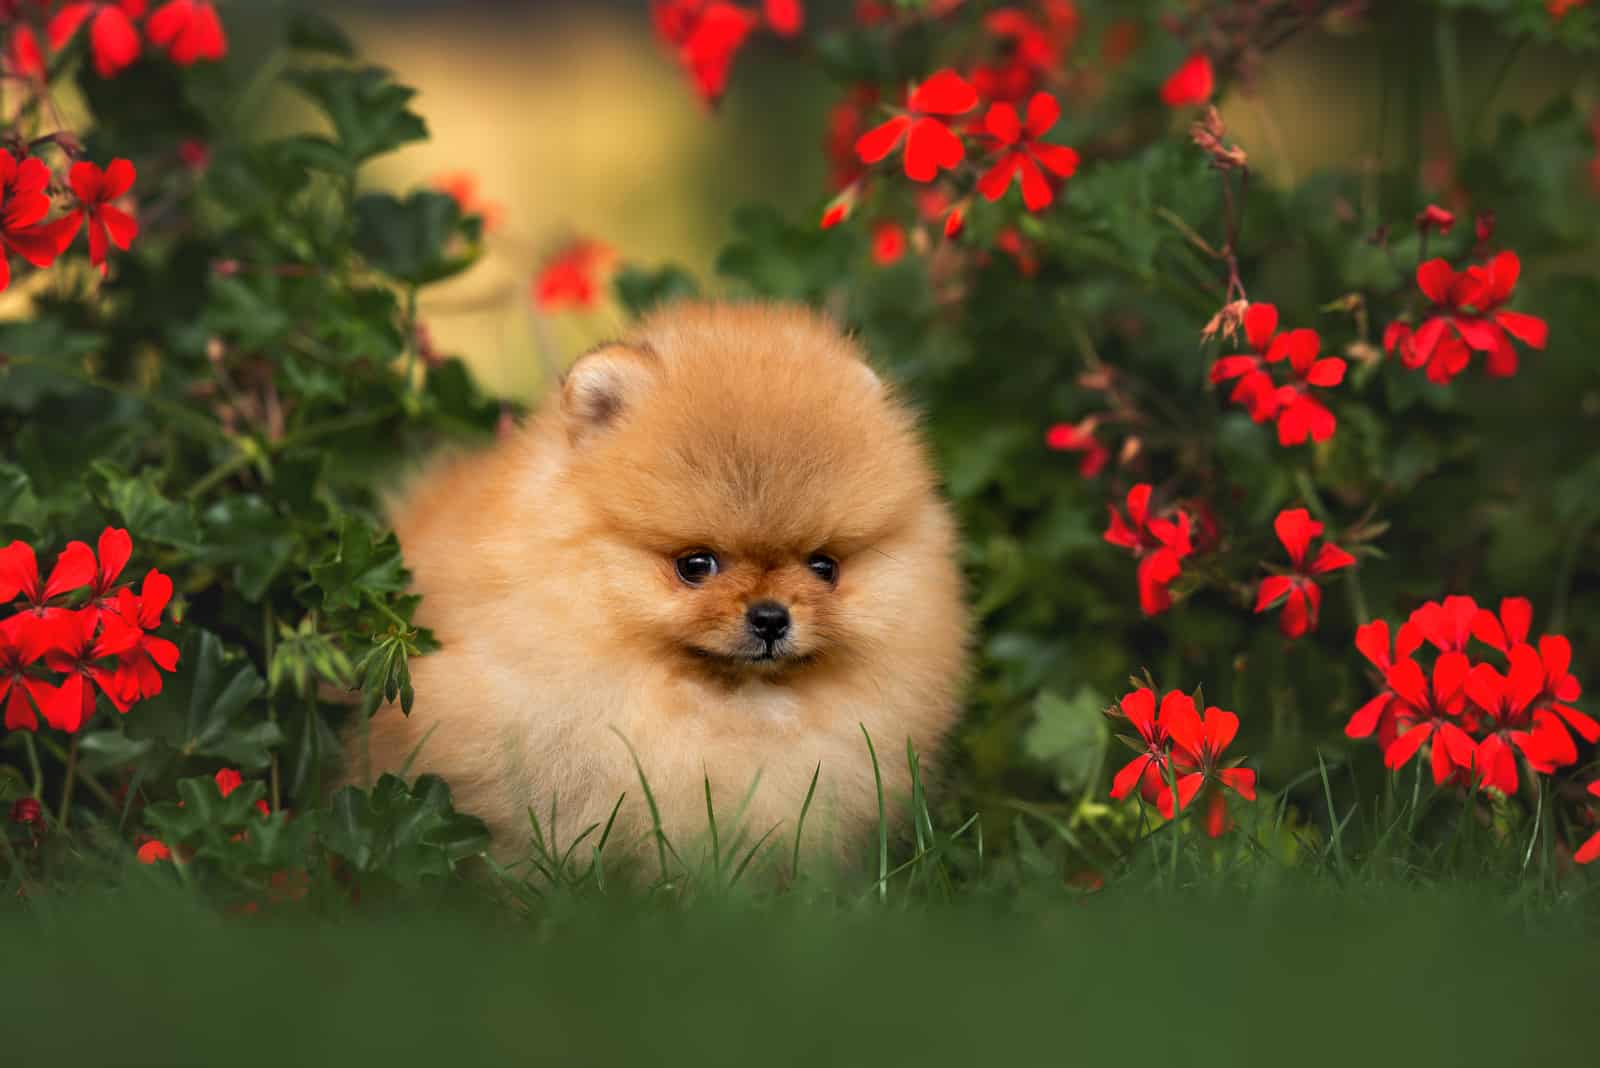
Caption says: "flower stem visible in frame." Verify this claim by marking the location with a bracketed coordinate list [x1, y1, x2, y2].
[22, 731, 44, 800]
[58, 735, 80, 831]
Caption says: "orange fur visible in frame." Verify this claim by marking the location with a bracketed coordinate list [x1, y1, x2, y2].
[347, 302, 969, 869]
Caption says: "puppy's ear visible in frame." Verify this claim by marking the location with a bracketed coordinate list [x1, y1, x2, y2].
[561, 342, 658, 444]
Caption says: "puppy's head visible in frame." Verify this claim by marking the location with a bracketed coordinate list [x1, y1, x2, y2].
[559, 302, 949, 680]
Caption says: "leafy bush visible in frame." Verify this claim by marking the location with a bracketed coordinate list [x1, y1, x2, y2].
[4, 0, 1600, 908]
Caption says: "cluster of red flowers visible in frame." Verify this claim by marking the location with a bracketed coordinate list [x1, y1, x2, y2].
[649, 0, 802, 107]
[0, 150, 139, 289]
[1210, 302, 1347, 447]
[0, 528, 178, 734]
[1345, 596, 1599, 808]
[1108, 686, 1256, 838]
[3, 0, 226, 81]
[1546, 0, 1592, 20]
[1383, 251, 1548, 384]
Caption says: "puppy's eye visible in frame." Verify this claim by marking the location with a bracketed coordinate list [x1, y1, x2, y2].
[807, 553, 839, 585]
[675, 551, 720, 586]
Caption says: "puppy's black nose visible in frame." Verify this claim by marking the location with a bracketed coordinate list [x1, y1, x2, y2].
[746, 601, 791, 643]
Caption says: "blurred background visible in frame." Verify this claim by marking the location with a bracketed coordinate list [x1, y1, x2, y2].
[326, 0, 1590, 398]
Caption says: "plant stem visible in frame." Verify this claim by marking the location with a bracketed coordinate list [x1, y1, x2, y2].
[264, 603, 281, 814]
[58, 735, 79, 830]
[22, 731, 44, 800]
[38, 733, 118, 812]
[186, 448, 257, 500]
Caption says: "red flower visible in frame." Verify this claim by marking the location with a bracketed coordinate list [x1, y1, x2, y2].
[1266, 328, 1344, 446]
[763, 0, 802, 36]
[533, 238, 616, 311]
[11, 797, 42, 825]
[1160, 53, 1214, 108]
[177, 139, 212, 173]
[976, 92, 1079, 211]
[1161, 703, 1256, 836]
[146, 0, 225, 65]
[820, 184, 857, 230]
[1108, 687, 1187, 803]
[1345, 618, 1424, 741]
[651, 0, 758, 107]
[1381, 652, 1478, 785]
[43, 607, 142, 731]
[0, 614, 59, 732]
[5, 24, 46, 83]
[110, 570, 180, 701]
[870, 220, 905, 265]
[1523, 634, 1600, 745]
[1408, 594, 1480, 654]
[66, 158, 138, 270]
[49, 1, 145, 79]
[1254, 508, 1355, 638]
[136, 838, 171, 863]
[1045, 421, 1108, 477]
[1576, 780, 1600, 865]
[1104, 484, 1193, 615]
[215, 766, 271, 816]
[1410, 252, 1547, 380]
[0, 150, 74, 293]
[1547, 0, 1590, 19]
[1416, 203, 1455, 234]
[1465, 647, 1577, 794]
[0, 537, 96, 614]
[855, 69, 977, 183]
[1210, 303, 1283, 423]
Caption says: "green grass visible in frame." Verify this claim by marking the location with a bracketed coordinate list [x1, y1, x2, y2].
[6, 880, 1595, 1066]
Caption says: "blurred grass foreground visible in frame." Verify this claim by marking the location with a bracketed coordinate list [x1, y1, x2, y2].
[7, 884, 1596, 1065]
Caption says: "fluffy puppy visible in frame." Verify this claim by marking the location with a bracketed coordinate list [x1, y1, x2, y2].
[348, 302, 968, 870]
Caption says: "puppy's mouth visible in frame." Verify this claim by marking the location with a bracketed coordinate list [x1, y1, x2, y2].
[687, 640, 815, 671]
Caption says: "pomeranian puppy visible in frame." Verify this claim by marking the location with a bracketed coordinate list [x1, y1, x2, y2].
[347, 302, 968, 870]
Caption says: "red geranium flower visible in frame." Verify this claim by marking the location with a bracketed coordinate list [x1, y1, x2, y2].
[66, 158, 138, 270]
[43, 607, 142, 732]
[1160, 702, 1256, 836]
[1523, 634, 1600, 745]
[763, 0, 802, 36]
[136, 838, 172, 863]
[49, 0, 145, 79]
[1254, 508, 1355, 638]
[1409, 594, 1480, 654]
[1410, 252, 1547, 380]
[855, 69, 977, 183]
[1576, 780, 1600, 865]
[0, 614, 59, 732]
[1265, 328, 1344, 446]
[5, 23, 47, 83]
[0, 150, 74, 293]
[533, 238, 616, 311]
[651, 0, 759, 107]
[1416, 203, 1455, 234]
[0, 537, 97, 616]
[1160, 53, 1214, 107]
[1345, 618, 1424, 742]
[215, 766, 271, 816]
[1210, 302, 1283, 423]
[110, 570, 179, 701]
[976, 92, 1079, 211]
[870, 220, 905, 265]
[825, 86, 878, 190]
[1045, 421, 1108, 478]
[146, 0, 225, 65]
[1108, 686, 1187, 804]
[1104, 484, 1193, 616]
[1381, 652, 1478, 785]
[1465, 646, 1578, 794]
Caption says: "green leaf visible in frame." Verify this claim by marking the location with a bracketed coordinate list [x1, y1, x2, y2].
[130, 631, 279, 769]
[308, 517, 409, 612]
[90, 461, 204, 549]
[322, 773, 489, 885]
[1023, 688, 1110, 796]
[198, 495, 298, 602]
[287, 8, 356, 57]
[614, 263, 701, 318]
[354, 191, 480, 285]
[287, 66, 428, 169]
